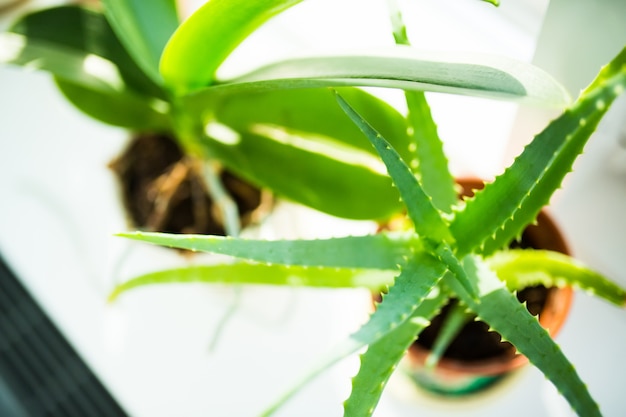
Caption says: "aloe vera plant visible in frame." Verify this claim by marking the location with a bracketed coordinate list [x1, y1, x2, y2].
[112, 43, 626, 416]
[5, 0, 625, 415]
[0, 0, 570, 227]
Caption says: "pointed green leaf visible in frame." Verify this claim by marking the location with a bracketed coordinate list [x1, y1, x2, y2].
[451, 47, 626, 257]
[261, 253, 447, 416]
[446, 256, 600, 417]
[109, 263, 396, 302]
[335, 92, 454, 243]
[385, 0, 457, 213]
[404, 91, 458, 213]
[185, 47, 571, 107]
[487, 249, 626, 307]
[118, 231, 418, 270]
[102, 0, 179, 84]
[160, 0, 303, 94]
[343, 289, 447, 417]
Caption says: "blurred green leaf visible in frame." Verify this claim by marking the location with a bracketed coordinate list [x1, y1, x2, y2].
[186, 47, 571, 107]
[7, 5, 164, 98]
[488, 249, 626, 307]
[102, 0, 179, 84]
[109, 263, 395, 302]
[160, 0, 302, 94]
[54, 78, 170, 129]
[211, 87, 412, 162]
[2, 5, 170, 129]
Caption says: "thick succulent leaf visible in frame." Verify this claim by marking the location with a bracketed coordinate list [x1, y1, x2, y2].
[335, 92, 454, 242]
[160, 0, 303, 94]
[446, 256, 600, 417]
[6, 5, 163, 98]
[204, 130, 402, 220]
[102, 0, 179, 84]
[487, 249, 626, 307]
[404, 91, 458, 213]
[210, 87, 413, 162]
[262, 253, 447, 416]
[54, 78, 170, 129]
[337, 93, 478, 299]
[118, 231, 417, 270]
[385, 0, 457, 213]
[185, 47, 571, 107]
[343, 288, 447, 417]
[451, 47, 626, 257]
[108, 263, 395, 302]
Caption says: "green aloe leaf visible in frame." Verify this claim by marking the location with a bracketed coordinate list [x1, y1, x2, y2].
[108, 263, 395, 302]
[102, 0, 179, 84]
[160, 0, 303, 94]
[335, 92, 453, 243]
[184, 47, 571, 107]
[385, 0, 457, 213]
[343, 288, 447, 417]
[118, 231, 418, 270]
[336, 92, 480, 299]
[262, 253, 447, 416]
[404, 91, 458, 213]
[446, 256, 600, 417]
[487, 249, 626, 306]
[451, 47, 626, 257]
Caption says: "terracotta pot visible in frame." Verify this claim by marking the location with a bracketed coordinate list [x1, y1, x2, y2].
[403, 178, 574, 395]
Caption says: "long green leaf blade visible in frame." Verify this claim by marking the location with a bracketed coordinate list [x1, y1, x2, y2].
[210, 87, 412, 162]
[404, 92, 458, 213]
[204, 127, 402, 220]
[451, 47, 626, 256]
[54, 78, 169, 129]
[185, 48, 571, 107]
[385, 0, 457, 213]
[102, 0, 179, 84]
[261, 253, 447, 416]
[160, 0, 302, 94]
[335, 92, 454, 243]
[118, 231, 417, 270]
[109, 263, 396, 302]
[343, 288, 447, 417]
[487, 249, 626, 306]
[447, 256, 600, 417]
